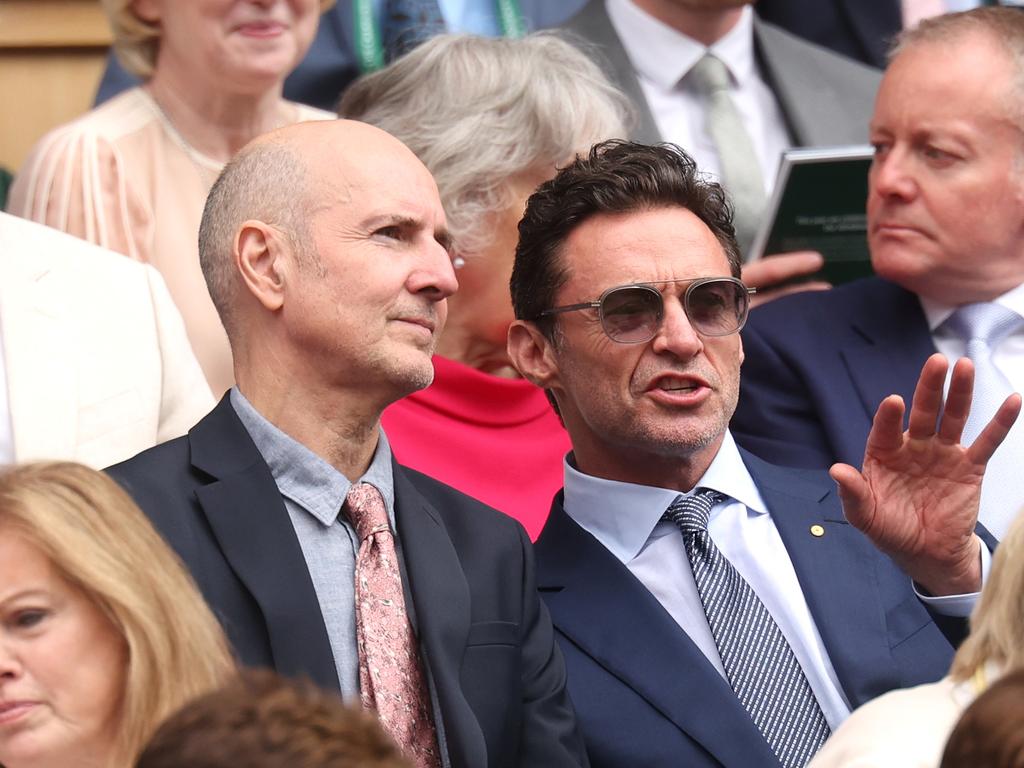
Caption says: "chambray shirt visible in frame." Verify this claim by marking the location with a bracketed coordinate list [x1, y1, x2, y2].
[563, 431, 986, 730]
[230, 388, 396, 699]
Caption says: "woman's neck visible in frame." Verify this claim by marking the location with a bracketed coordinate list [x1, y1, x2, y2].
[146, 67, 291, 163]
[435, 324, 521, 379]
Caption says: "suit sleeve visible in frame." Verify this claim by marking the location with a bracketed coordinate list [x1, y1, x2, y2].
[733, 320, 839, 469]
[515, 526, 591, 767]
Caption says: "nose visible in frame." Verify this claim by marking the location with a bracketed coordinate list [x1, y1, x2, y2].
[869, 147, 916, 203]
[408, 239, 459, 301]
[650, 294, 703, 359]
[0, 640, 21, 680]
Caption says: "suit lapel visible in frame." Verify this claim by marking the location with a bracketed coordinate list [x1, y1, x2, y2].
[840, 281, 936, 427]
[2, 263, 78, 461]
[566, 0, 663, 143]
[536, 499, 781, 767]
[393, 467, 485, 768]
[753, 19, 852, 146]
[741, 450, 899, 707]
[189, 398, 339, 692]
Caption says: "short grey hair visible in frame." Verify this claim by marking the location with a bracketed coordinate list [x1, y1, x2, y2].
[890, 8, 1024, 129]
[198, 142, 317, 343]
[338, 32, 632, 257]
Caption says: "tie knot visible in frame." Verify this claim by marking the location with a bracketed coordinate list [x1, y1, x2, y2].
[663, 488, 726, 533]
[689, 53, 732, 94]
[346, 482, 390, 541]
[945, 302, 1024, 348]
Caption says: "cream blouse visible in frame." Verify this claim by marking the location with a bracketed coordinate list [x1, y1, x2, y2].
[8, 88, 332, 396]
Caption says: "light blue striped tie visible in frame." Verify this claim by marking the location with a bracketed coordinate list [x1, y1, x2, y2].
[664, 489, 830, 768]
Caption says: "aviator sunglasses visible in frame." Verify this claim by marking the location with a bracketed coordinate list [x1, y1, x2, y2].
[538, 277, 755, 344]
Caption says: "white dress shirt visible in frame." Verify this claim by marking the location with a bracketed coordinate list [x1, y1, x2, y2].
[563, 431, 986, 730]
[920, 282, 1024, 396]
[606, 0, 792, 191]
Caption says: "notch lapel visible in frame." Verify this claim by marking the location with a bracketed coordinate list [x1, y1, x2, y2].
[741, 450, 899, 707]
[189, 399, 339, 692]
[840, 281, 936, 430]
[536, 501, 781, 767]
[392, 466, 485, 767]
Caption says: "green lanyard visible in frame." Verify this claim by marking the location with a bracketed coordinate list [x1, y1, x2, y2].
[353, 0, 526, 73]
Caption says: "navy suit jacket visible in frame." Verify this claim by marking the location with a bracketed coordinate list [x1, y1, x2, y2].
[733, 276, 934, 471]
[756, 0, 901, 69]
[535, 448, 955, 768]
[108, 397, 587, 768]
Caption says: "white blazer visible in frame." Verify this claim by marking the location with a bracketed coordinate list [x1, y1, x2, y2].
[0, 212, 214, 467]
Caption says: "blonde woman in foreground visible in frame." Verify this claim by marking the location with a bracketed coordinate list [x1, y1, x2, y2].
[0, 462, 234, 768]
[808, 509, 1024, 768]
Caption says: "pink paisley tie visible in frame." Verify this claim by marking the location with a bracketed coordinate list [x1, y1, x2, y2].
[348, 482, 441, 768]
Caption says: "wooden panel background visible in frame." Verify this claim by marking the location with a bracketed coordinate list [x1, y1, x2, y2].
[0, 0, 112, 174]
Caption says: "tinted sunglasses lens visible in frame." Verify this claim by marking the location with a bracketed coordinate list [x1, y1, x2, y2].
[685, 280, 748, 336]
[600, 286, 663, 342]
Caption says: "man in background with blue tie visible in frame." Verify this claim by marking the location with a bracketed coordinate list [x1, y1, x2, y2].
[506, 138, 1019, 767]
[733, 8, 1024, 543]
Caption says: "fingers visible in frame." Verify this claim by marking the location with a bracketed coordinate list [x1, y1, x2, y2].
[741, 251, 825, 289]
[936, 358, 974, 443]
[907, 354, 950, 439]
[866, 394, 906, 454]
[830, 462, 874, 532]
[749, 281, 831, 309]
[967, 393, 1023, 465]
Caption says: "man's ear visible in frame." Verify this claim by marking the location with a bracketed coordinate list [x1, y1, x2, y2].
[235, 220, 289, 313]
[507, 320, 562, 390]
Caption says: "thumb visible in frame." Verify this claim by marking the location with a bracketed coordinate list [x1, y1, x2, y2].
[830, 462, 874, 532]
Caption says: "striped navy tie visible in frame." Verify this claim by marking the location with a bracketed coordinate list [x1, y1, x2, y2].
[664, 489, 831, 768]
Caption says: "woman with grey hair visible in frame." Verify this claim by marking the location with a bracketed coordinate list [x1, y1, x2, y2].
[339, 32, 630, 537]
[9, 0, 334, 395]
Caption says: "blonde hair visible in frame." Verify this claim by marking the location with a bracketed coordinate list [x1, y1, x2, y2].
[100, 0, 336, 79]
[0, 462, 235, 767]
[950, 510, 1024, 682]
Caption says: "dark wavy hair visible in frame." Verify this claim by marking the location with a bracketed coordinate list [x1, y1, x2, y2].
[510, 139, 741, 340]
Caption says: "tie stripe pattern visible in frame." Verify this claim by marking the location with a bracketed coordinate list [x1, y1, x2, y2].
[664, 489, 830, 768]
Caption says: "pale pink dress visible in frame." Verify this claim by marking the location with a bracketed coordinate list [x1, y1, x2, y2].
[8, 88, 332, 396]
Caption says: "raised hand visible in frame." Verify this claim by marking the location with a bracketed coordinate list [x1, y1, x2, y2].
[829, 354, 1021, 596]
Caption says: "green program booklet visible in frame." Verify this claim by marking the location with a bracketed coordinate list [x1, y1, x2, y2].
[749, 145, 874, 285]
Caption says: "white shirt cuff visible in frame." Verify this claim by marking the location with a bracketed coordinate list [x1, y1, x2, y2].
[913, 536, 992, 617]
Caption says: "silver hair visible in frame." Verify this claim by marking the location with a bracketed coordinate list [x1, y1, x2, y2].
[338, 32, 633, 257]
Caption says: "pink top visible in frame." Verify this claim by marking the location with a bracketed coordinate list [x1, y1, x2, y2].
[382, 355, 570, 540]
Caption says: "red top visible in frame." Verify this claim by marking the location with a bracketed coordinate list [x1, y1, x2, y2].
[381, 355, 570, 540]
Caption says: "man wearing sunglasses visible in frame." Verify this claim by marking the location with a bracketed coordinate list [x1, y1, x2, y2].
[507, 139, 1019, 768]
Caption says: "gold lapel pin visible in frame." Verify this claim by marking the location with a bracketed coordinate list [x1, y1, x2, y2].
[810, 524, 825, 538]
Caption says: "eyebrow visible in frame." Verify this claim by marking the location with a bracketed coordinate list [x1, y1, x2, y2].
[363, 214, 453, 252]
[0, 588, 50, 607]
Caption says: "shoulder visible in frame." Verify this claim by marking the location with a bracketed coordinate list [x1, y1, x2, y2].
[811, 678, 960, 767]
[745, 277, 902, 335]
[106, 433, 195, 492]
[0, 212, 150, 287]
[288, 100, 336, 122]
[397, 464, 527, 542]
[754, 16, 880, 84]
[27, 88, 158, 153]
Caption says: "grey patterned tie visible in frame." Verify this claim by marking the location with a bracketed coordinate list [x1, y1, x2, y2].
[943, 303, 1024, 538]
[664, 489, 831, 768]
[689, 53, 766, 258]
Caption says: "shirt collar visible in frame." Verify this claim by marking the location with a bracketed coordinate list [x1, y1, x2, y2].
[563, 431, 767, 564]
[606, 0, 756, 91]
[919, 282, 1024, 334]
[229, 388, 396, 528]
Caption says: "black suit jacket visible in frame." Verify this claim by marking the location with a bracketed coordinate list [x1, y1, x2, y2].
[107, 397, 587, 768]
